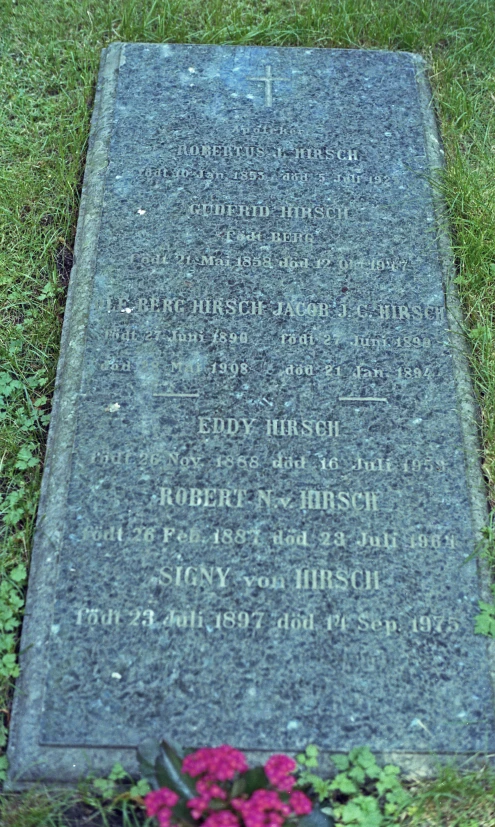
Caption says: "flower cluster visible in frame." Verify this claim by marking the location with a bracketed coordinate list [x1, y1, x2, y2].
[264, 755, 297, 793]
[188, 777, 228, 819]
[232, 789, 291, 827]
[145, 787, 179, 827]
[144, 745, 312, 827]
[184, 746, 248, 818]
[287, 792, 313, 816]
[183, 745, 249, 781]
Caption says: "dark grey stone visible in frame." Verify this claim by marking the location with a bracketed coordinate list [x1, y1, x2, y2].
[7, 43, 495, 785]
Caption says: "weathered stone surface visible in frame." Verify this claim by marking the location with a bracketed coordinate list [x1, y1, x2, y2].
[7, 43, 495, 784]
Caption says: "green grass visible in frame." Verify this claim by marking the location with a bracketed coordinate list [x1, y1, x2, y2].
[406, 763, 495, 826]
[0, 782, 148, 826]
[1, 0, 495, 822]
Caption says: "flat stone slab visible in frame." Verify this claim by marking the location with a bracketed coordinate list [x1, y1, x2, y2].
[7, 43, 495, 785]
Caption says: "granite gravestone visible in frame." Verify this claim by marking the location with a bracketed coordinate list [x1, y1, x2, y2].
[7, 43, 495, 784]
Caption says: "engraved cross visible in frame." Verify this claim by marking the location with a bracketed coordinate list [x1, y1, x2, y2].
[246, 64, 290, 107]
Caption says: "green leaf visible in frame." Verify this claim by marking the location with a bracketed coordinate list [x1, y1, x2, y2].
[0, 372, 22, 399]
[376, 766, 403, 796]
[1, 653, 19, 677]
[383, 785, 411, 814]
[0, 754, 8, 782]
[348, 766, 366, 785]
[0, 633, 15, 652]
[298, 752, 319, 768]
[15, 443, 39, 470]
[242, 766, 269, 794]
[109, 762, 127, 781]
[0, 722, 8, 749]
[309, 776, 332, 802]
[93, 777, 116, 798]
[330, 754, 350, 771]
[137, 738, 162, 787]
[381, 764, 400, 777]
[478, 601, 495, 613]
[329, 773, 358, 794]
[171, 797, 197, 827]
[231, 767, 271, 797]
[475, 602, 495, 636]
[231, 776, 246, 798]
[9, 564, 27, 583]
[209, 798, 228, 811]
[130, 779, 152, 797]
[155, 740, 197, 800]
[340, 798, 382, 826]
[39, 281, 57, 300]
[349, 747, 376, 770]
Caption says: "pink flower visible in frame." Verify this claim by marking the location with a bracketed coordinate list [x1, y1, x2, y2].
[187, 776, 229, 818]
[289, 791, 312, 816]
[182, 747, 214, 777]
[156, 811, 173, 827]
[264, 755, 297, 793]
[183, 746, 248, 782]
[144, 787, 179, 827]
[188, 787, 227, 818]
[203, 811, 240, 827]
[196, 778, 227, 799]
[232, 789, 292, 827]
[188, 796, 211, 819]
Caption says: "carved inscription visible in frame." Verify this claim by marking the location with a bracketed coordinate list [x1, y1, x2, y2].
[95, 297, 445, 319]
[85, 118, 462, 673]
